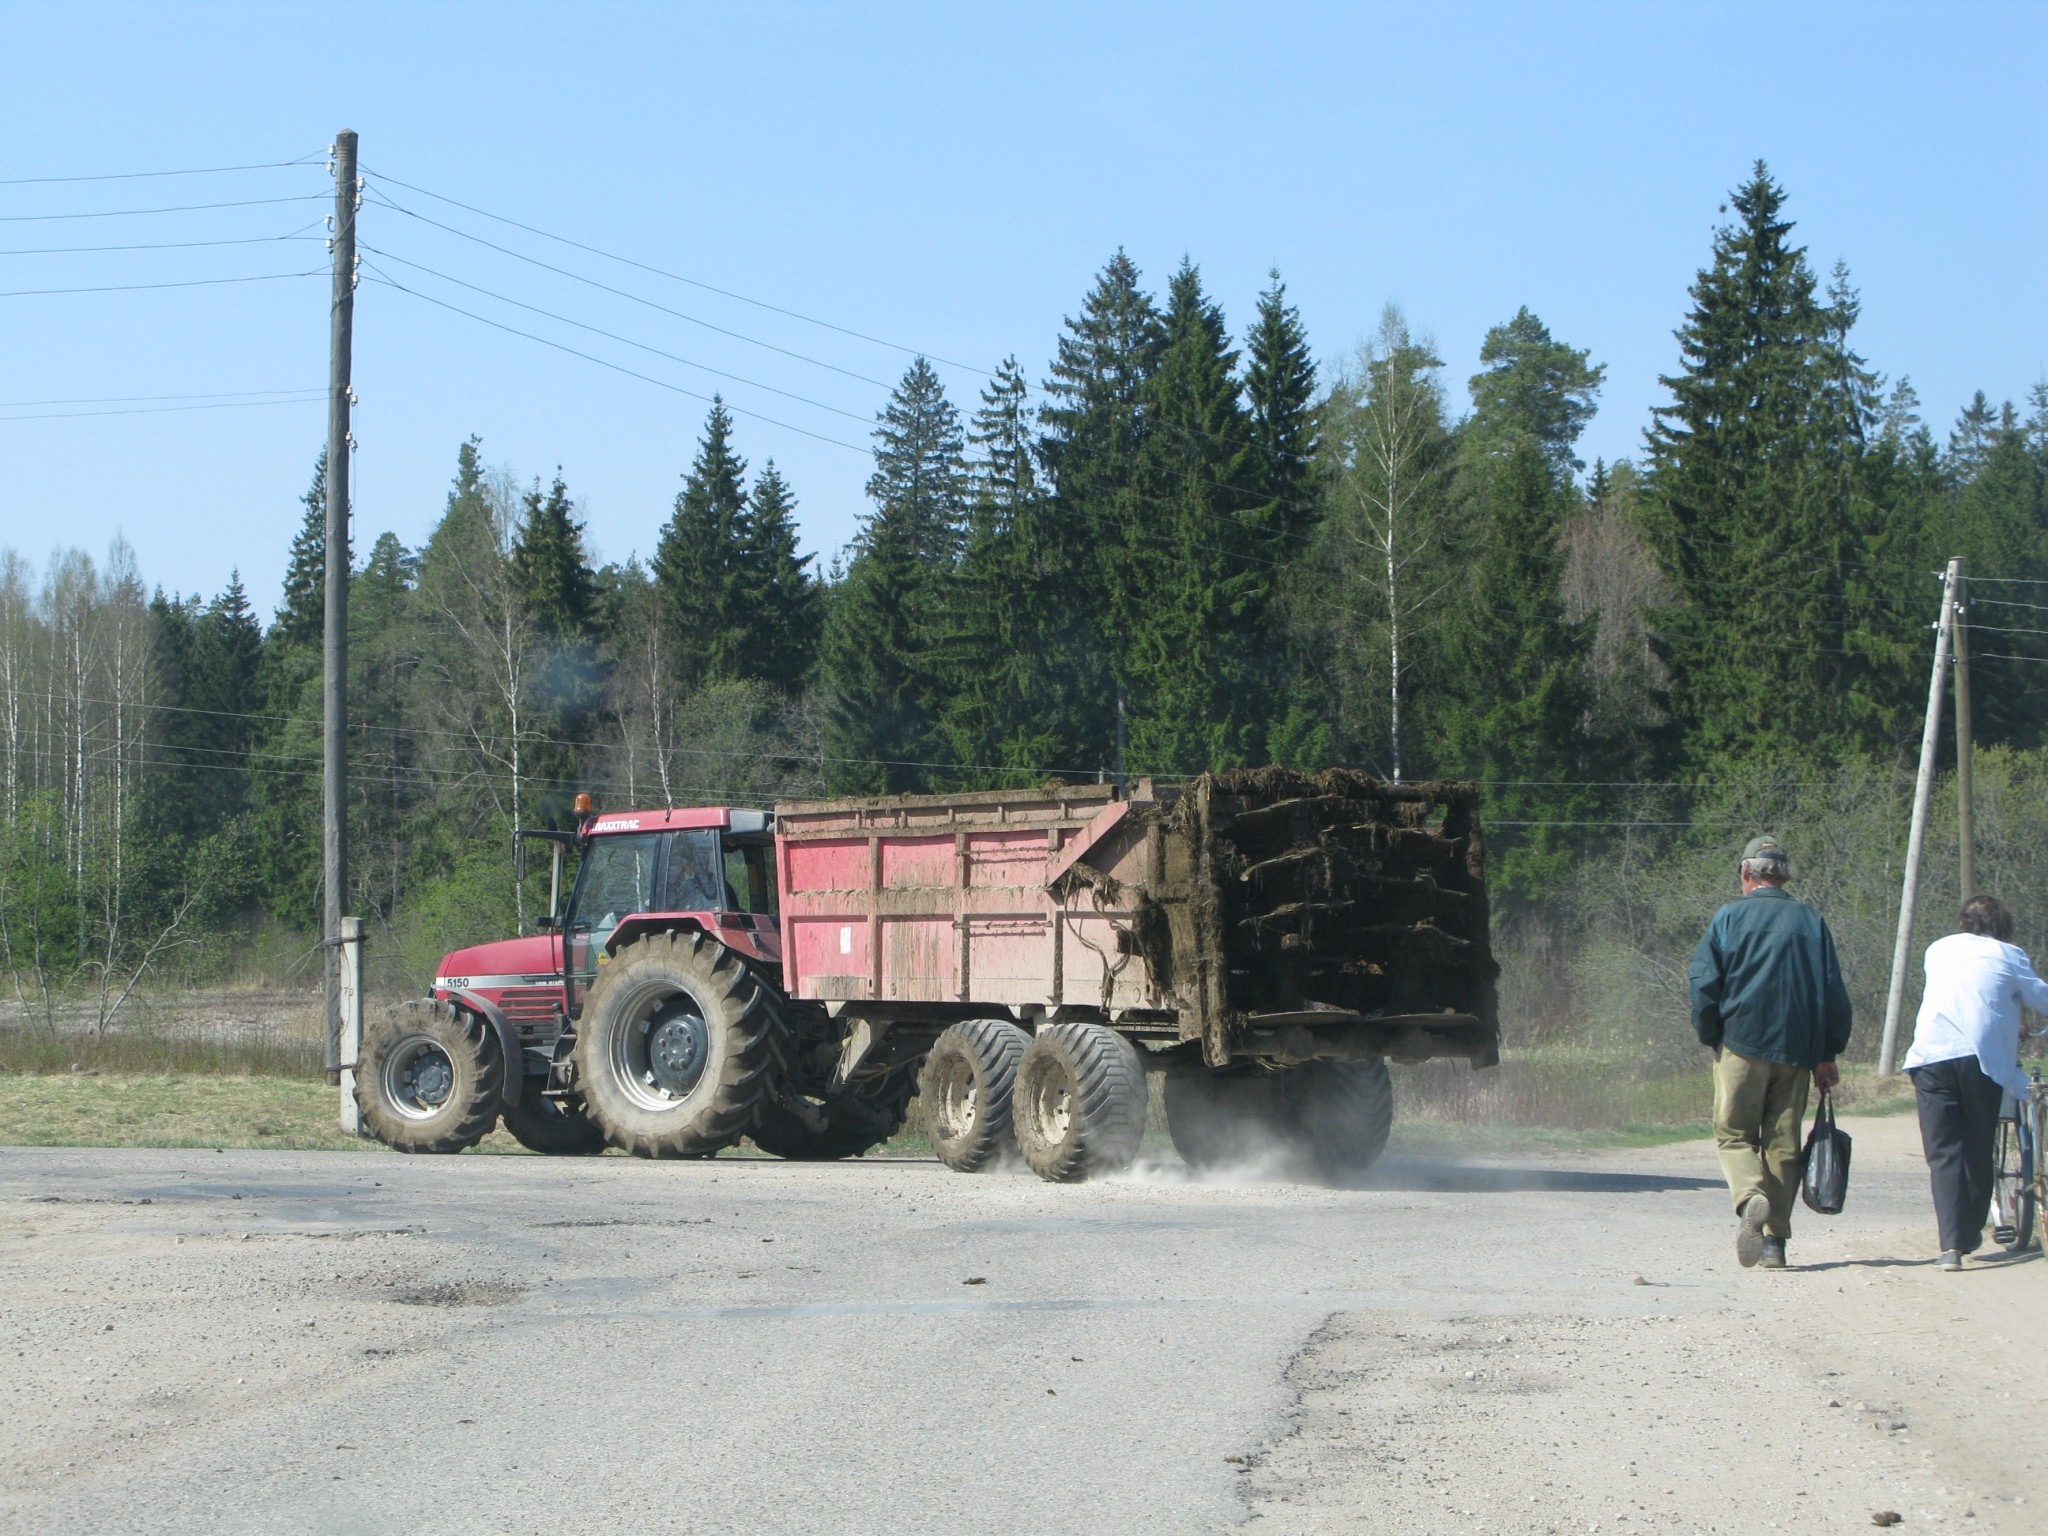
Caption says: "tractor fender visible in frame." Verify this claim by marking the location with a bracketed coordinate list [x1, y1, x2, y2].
[442, 990, 527, 1110]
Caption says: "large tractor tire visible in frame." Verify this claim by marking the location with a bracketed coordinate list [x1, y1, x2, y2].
[919, 1018, 1030, 1172]
[356, 998, 503, 1154]
[571, 929, 780, 1158]
[1163, 1066, 1285, 1172]
[500, 1079, 608, 1156]
[1013, 1022, 1148, 1183]
[749, 1069, 917, 1161]
[1279, 1059, 1395, 1181]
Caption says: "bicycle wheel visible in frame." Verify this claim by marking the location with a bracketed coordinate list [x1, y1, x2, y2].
[1990, 1112, 2036, 1253]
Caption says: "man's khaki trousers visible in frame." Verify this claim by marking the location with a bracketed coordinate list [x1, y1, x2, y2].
[1712, 1047, 1812, 1240]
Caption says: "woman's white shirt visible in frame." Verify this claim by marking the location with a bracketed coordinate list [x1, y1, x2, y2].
[1904, 932, 2048, 1096]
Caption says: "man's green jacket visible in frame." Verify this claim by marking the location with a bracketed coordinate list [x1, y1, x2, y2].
[1689, 886, 1853, 1068]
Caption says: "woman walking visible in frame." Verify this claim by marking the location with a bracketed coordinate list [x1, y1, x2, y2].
[1904, 895, 2048, 1270]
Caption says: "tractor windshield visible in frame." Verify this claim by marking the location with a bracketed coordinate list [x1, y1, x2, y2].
[567, 832, 661, 956]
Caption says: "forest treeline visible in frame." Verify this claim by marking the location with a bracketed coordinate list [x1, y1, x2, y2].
[5, 164, 2047, 1022]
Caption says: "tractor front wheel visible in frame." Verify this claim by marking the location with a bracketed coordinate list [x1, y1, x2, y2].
[356, 999, 503, 1154]
[571, 930, 780, 1158]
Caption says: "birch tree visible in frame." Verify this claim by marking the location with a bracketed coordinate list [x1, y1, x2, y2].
[1309, 307, 1459, 779]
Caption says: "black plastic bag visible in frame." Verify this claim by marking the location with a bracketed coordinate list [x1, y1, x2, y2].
[1801, 1089, 1852, 1215]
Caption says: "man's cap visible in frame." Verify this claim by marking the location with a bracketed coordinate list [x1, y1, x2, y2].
[1742, 835, 1788, 864]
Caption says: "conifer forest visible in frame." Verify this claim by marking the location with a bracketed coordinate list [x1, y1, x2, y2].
[7, 165, 2048, 1055]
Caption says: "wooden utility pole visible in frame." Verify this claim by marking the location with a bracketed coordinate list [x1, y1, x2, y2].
[1953, 561, 1975, 901]
[323, 130, 358, 1098]
[1880, 557, 1962, 1075]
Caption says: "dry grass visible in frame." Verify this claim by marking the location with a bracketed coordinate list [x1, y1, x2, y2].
[0, 1072, 535, 1153]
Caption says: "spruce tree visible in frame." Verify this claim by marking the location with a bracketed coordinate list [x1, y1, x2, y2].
[1244, 276, 1332, 767]
[1125, 259, 1261, 773]
[653, 399, 750, 681]
[1435, 439, 1595, 909]
[1038, 252, 1164, 768]
[511, 471, 598, 646]
[735, 460, 823, 693]
[1643, 163, 1911, 764]
[821, 359, 966, 793]
[937, 357, 1066, 780]
[275, 452, 330, 650]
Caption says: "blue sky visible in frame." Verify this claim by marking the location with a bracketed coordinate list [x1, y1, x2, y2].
[3, 1, 2042, 615]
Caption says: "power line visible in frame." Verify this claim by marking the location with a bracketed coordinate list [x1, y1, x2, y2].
[0, 394, 327, 424]
[0, 231, 324, 258]
[0, 386, 324, 409]
[361, 164, 993, 377]
[359, 268, 869, 454]
[364, 189, 894, 390]
[0, 269, 325, 299]
[357, 243, 878, 425]
[0, 156, 321, 187]
[0, 193, 327, 222]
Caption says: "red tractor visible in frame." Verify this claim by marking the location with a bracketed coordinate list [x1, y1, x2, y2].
[356, 775, 1499, 1181]
[356, 800, 901, 1161]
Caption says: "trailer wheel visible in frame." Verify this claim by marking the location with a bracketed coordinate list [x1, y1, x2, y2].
[919, 1019, 1030, 1172]
[500, 1080, 608, 1156]
[571, 930, 780, 1158]
[1280, 1059, 1395, 1180]
[749, 1069, 916, 1160]
[1163, 1067, 1284, 1172]
[356, 999, 503, 1154]
[1013, 1023, 1147, 1183]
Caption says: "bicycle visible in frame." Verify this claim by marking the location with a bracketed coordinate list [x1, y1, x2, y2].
[1991, 1061, 2042, 1255]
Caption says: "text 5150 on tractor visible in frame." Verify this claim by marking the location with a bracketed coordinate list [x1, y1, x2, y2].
[356, 769, 1500, 1182]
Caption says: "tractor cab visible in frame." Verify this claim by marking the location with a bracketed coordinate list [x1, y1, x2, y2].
[550, 806, 780, 1018]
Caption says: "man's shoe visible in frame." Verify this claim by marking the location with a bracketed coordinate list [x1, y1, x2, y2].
[1736, 1195, 1770, 1268]
[1759, 1237, 1787, 1269]
[1938, 1249, 1963, 1272]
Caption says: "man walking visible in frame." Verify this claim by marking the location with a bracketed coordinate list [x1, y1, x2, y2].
[1689, 836, 1853, 1269]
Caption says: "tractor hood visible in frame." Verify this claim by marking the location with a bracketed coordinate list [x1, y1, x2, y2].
[433, 933, 561, 987]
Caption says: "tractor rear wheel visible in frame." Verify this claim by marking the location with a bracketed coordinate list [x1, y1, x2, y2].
[571, 930, 780, 1158]
[356, 999, 503, 1154]
[500, 1079, 608, 1156]
[919, 1018, 1030, 1172]
[1013, 1022, 1147, 1183]
[749, 1070, 917, 1160]
[1279, 1059, 1395, 1181]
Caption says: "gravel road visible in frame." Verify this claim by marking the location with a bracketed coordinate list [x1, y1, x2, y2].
[1, 1116, 2038, 1535]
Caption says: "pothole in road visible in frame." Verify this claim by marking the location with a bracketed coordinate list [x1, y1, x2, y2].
[389, 1280, 526, 1308]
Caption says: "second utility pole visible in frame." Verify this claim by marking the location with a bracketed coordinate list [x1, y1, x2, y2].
[1953, 561, 1974, 900]
[1878, 556, 1962, 1075]
[324, 129, 359, 1110]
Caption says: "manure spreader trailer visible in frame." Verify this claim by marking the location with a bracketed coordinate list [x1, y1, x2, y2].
[357, 769, 1498, 1182]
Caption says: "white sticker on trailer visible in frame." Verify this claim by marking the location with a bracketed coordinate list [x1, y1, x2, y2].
[839, 925, 852, 955]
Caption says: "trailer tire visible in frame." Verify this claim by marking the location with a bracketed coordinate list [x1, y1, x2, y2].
[1281, 1059, 1394, 1180]
[571, 930, 780, 1159]
[1163, 1067, 1284, 1172]
[919, 1019, 1030, 1172]
[1013, 1022, 1147, 1183]
[749, 1069, 916, 1160]
[500, 1080, 608, 1156]
[356, 999, 503, 1154]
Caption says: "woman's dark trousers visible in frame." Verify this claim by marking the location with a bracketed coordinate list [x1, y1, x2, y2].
[1909, 1054, 2005, 1255]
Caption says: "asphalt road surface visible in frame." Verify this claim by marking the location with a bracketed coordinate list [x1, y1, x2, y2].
[1, 1116, 2039, 1535]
